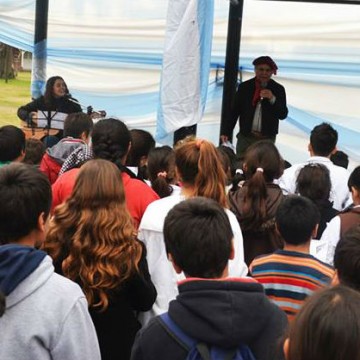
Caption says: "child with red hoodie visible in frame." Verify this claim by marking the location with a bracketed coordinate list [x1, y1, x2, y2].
[40, 112, 93, 184]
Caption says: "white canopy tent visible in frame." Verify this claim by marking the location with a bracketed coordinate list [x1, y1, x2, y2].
[0, 0, 359, 165]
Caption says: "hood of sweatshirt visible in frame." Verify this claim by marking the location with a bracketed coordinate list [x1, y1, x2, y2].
[47, 137, 86, 164]
[0, 245, 49, 307]
[168, 278, 286, 348]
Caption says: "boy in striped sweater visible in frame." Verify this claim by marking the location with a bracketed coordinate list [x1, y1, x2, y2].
[250, 195, 334, 321]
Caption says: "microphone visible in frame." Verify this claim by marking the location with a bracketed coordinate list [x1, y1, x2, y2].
[64, 95, 106, 117]
[65, 95, 86, 109]
[63, 93, 81, 103]
[260, 81, 267, 101]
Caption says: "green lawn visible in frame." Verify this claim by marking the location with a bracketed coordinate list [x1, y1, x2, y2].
[0, 72, 31, 127]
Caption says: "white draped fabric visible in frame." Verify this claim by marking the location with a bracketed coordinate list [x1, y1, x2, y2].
[0, 0, 359, 163]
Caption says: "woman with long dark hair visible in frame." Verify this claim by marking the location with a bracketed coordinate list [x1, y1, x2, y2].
[42, 159, 157, 360]
[51, 118, 159, 227]
[17, 76, 82, 143]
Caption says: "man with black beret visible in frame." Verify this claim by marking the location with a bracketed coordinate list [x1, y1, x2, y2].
[221, 56, 288, 157]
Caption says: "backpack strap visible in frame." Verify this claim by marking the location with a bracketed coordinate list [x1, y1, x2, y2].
[159, 313, 197, 350]
[159, 313, 239, 360]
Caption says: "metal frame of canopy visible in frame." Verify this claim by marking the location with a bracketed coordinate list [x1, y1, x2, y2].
[31, 0, 359, 144]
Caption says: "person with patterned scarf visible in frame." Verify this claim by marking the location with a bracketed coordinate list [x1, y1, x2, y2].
[220, 56, 288, 158]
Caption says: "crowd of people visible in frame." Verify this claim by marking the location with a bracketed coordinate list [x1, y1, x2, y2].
[1, 58, 360, 360]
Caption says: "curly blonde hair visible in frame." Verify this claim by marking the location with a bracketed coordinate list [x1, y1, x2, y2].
[43, 159, 142, 310]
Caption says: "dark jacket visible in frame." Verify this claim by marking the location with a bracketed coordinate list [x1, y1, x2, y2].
[131, 278, 287, 360]
[315, 199, 338, 239]
[339, 206, 360, 238]
[54, 242, 157, 360]
[17, 95, 82, 123]
[221, 77, 288, 137]
[229, 183, 284, 266]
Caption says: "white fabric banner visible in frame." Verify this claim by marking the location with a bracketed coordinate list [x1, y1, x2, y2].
[156, 0, 214, 141]
[1, 0, 360, 163]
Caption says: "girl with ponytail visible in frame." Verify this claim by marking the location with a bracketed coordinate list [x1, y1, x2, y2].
[138, 138, 247, 324]
[147, 146, 180, 198]
[229, 140, 284, 265]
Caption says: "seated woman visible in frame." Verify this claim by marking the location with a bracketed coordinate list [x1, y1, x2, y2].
[229, 140, 285, 266]
[42, 159, 157, 360]
[17, 76, 83, 144]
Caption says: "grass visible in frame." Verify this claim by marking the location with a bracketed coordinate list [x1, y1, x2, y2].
[0, 72, 32, 127]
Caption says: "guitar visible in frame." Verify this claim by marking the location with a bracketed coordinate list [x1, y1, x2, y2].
[21, 123, 60, 140]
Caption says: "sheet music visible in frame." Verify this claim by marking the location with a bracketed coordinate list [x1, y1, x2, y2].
[37, 111, 68, 130]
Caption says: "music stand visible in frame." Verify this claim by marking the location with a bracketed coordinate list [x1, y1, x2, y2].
[37, 110, 67, 130]
[37, 111, 67, 147]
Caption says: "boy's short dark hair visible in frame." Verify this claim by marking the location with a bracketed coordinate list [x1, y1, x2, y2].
[348, 166, 360, 192]
[276, 195, 320, 245]
[0, 163, 52, 244]
[163, 197, 233, 278]
[310, 122, 338, 157]
[0, 125, 26, 162]
[23, 138, 46, 165]
[63, 112, 93, 139]
[296, 163, 331, 202]
[334, 225, 360, 291]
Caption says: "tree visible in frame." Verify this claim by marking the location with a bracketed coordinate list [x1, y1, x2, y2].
[0, 43, 17, 81]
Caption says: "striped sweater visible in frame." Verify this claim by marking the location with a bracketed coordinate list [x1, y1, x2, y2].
[250, 249, 334, 321]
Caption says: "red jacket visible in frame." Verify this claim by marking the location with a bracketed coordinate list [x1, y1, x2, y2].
[40, 153, 62, 184]
[51, 168, 159, 228]
[40, 138, 86, 184]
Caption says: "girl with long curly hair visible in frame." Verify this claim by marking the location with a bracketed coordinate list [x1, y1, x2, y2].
[42, 159, 156, 360]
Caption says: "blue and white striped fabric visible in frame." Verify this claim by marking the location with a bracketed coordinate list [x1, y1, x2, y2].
[1, 0, 360, 164]
[156, 0, 214, 142]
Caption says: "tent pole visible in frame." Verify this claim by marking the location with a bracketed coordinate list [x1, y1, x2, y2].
[219, 0, 244, 144]
[31, 0, 49, 99]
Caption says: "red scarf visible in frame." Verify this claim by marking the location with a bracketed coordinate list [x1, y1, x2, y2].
[252, 80, 262, 106]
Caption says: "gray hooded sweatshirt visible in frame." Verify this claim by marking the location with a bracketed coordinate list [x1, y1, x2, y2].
[0, 245, 101, 360]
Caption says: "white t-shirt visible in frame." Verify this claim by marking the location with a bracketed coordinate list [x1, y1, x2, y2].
[278, 156, 351, 211]
[311, 205, 360, 265]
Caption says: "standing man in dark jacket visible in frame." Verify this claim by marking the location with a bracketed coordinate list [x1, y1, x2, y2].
[131, 197, 287, 360]
[221, 56, 288, 157]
